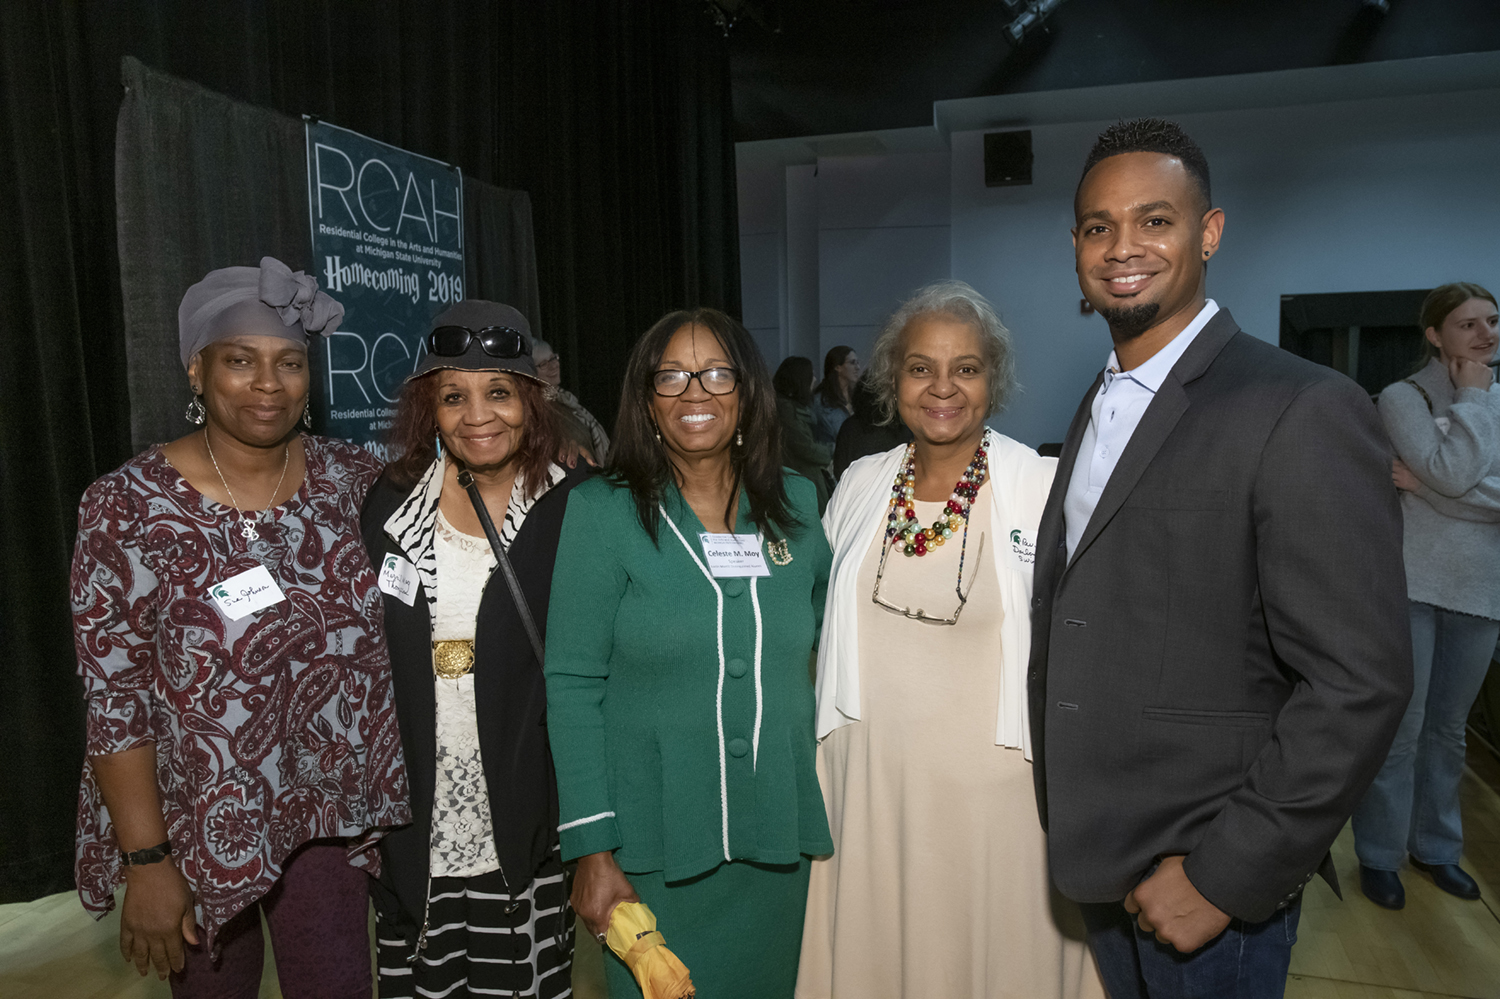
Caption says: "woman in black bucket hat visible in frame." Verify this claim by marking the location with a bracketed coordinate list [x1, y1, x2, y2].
[361, 300, 588, 998]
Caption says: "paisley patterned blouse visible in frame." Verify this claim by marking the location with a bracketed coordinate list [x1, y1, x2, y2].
[70, 435, 411, 944]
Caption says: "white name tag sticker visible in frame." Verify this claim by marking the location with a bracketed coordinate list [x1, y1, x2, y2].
[378, 553, 420, 606]
[1007, 528, 1038, 569]
[208, 565, 287, 621]
[699, 533, 770, 578]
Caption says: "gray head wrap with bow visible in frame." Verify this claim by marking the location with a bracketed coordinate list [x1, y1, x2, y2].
[177, 256, 345, 369]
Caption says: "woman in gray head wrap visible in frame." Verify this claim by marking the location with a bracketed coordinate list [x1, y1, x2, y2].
[69, 256, 410, 997]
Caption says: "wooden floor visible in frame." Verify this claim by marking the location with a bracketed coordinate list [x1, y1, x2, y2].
[4, 750, 1498, 998]
[1284, 745, 1500, 999]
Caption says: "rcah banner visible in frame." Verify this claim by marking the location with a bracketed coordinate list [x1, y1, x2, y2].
[305, 118, 464, 457]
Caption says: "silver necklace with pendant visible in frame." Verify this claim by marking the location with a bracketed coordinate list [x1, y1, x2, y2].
[205, 429, 290, 542]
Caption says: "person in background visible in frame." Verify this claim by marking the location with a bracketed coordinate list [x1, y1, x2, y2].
[1353, 282, 1500, 910]
[812, 345, 861, 446]
[833, 371, 912, 480]
[797, 280, 1102, 999]
[774, 355, 835, 513]
[534, 337, 611, 460]
[69, 257, 409, 998]
[361, 301, 586, 998]
[546, 307, 833, 999]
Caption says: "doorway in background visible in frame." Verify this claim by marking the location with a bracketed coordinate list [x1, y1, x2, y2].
[1279, 288, 1429, 397]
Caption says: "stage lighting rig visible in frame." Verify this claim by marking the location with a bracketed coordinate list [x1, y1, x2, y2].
[702, 0, 776, 37]
[1004, 0, 1067, 47]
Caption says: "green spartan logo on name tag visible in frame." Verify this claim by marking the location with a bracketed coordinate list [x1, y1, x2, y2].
[211, 584, 229, 600]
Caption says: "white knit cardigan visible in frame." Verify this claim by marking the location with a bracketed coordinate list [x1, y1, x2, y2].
[815, 428, 1057, 758]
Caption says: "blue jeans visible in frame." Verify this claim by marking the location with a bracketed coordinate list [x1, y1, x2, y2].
[1080, 888, 1300, 999]
[1352, 602, 1500, 869]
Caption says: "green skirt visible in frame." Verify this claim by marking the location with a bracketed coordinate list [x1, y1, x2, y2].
[605, 858, 812, 999]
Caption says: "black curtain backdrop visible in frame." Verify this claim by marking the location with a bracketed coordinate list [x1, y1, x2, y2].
[116, 57, 542, 453]
[0, 0, 739, 903]
[463, 183, 542, 356]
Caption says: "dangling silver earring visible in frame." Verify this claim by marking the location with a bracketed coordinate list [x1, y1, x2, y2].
[301, 405, 313, 430]
[736, 427, 744, 447]
[434, 432, 444, 461]
[185, 395, 206, 425]
[653, 423, 662, 444]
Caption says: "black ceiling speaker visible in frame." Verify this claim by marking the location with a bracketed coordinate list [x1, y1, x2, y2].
[984, 129, 1033, 187]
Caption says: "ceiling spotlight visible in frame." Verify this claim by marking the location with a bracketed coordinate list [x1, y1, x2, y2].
[1004, 0, 1066, 47]
[703, 1, 739, 36]
[702, 0, 776, 37]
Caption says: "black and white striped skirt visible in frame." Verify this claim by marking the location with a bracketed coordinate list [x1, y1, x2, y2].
[376, 855, 573, 998]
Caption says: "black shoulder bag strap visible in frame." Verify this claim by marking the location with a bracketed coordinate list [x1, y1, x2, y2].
[1403, 378, 1434, 414]
[456, 469, 545, 664]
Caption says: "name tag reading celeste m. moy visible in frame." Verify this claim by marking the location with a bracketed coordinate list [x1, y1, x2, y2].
[699, 533, 770, 578]
[208, 565, 287, 621]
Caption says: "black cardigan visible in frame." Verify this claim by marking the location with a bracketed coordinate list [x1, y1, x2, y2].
[360, 462, 590, 935]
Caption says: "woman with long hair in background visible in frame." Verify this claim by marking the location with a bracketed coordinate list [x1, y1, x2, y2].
[1353, 282, 1500, 910]
[775, 354, 836, 514]
[813, 345, 862, 446]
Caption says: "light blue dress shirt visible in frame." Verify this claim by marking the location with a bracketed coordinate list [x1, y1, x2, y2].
[1063, 300, 1220, 560]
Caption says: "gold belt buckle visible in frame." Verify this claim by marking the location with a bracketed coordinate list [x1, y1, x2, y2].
[432, 639, 475, 679]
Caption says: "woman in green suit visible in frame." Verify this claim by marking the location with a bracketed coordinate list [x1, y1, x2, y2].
[545, 308, 833, 998]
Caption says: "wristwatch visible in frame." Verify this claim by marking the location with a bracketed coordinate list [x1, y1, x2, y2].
[120, 840, 173, 867]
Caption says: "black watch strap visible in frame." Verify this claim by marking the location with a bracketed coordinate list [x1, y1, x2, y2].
[120, 840, 173, 867]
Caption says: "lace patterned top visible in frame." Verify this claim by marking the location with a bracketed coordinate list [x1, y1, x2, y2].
[381, 457, 568, 876]
[70, 436, 411, 946]
[429, 510, 500, 877]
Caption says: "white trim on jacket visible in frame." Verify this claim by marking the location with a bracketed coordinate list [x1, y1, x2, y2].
[815, 428, 1057, 759]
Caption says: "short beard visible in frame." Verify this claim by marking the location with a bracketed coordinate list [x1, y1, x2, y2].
[1098, 302, 1161, 341]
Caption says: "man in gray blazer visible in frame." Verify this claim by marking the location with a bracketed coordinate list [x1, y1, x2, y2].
[1028, 118, 1412, 997]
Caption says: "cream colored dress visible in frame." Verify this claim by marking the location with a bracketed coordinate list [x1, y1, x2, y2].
[798, 484, 1103, 999]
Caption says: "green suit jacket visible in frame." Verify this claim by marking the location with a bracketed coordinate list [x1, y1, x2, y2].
[544, 472, 834, 880]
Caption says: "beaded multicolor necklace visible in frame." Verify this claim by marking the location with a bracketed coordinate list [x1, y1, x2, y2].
[883, 441, 989, 557]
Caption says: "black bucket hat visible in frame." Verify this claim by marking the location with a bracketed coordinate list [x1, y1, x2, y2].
[409, 299, 543, 384]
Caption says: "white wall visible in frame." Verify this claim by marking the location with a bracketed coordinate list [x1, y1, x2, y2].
[816, 152, 951, 369]
[953, 87, 1500, 447]
[736, 161, 786, 366]
[735, 150, 951, 376]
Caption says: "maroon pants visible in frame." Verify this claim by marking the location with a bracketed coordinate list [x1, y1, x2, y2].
[170, 839, 371, 999]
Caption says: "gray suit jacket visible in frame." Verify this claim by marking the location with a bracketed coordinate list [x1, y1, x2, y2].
[1028, 308, 1412, 922]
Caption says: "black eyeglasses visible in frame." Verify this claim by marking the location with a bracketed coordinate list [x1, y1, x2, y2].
[426, 325, 528, 359]
[652, 367, 739, 397]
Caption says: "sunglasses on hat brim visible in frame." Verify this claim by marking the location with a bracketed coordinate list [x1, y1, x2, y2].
[426, 325, 528, 359]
